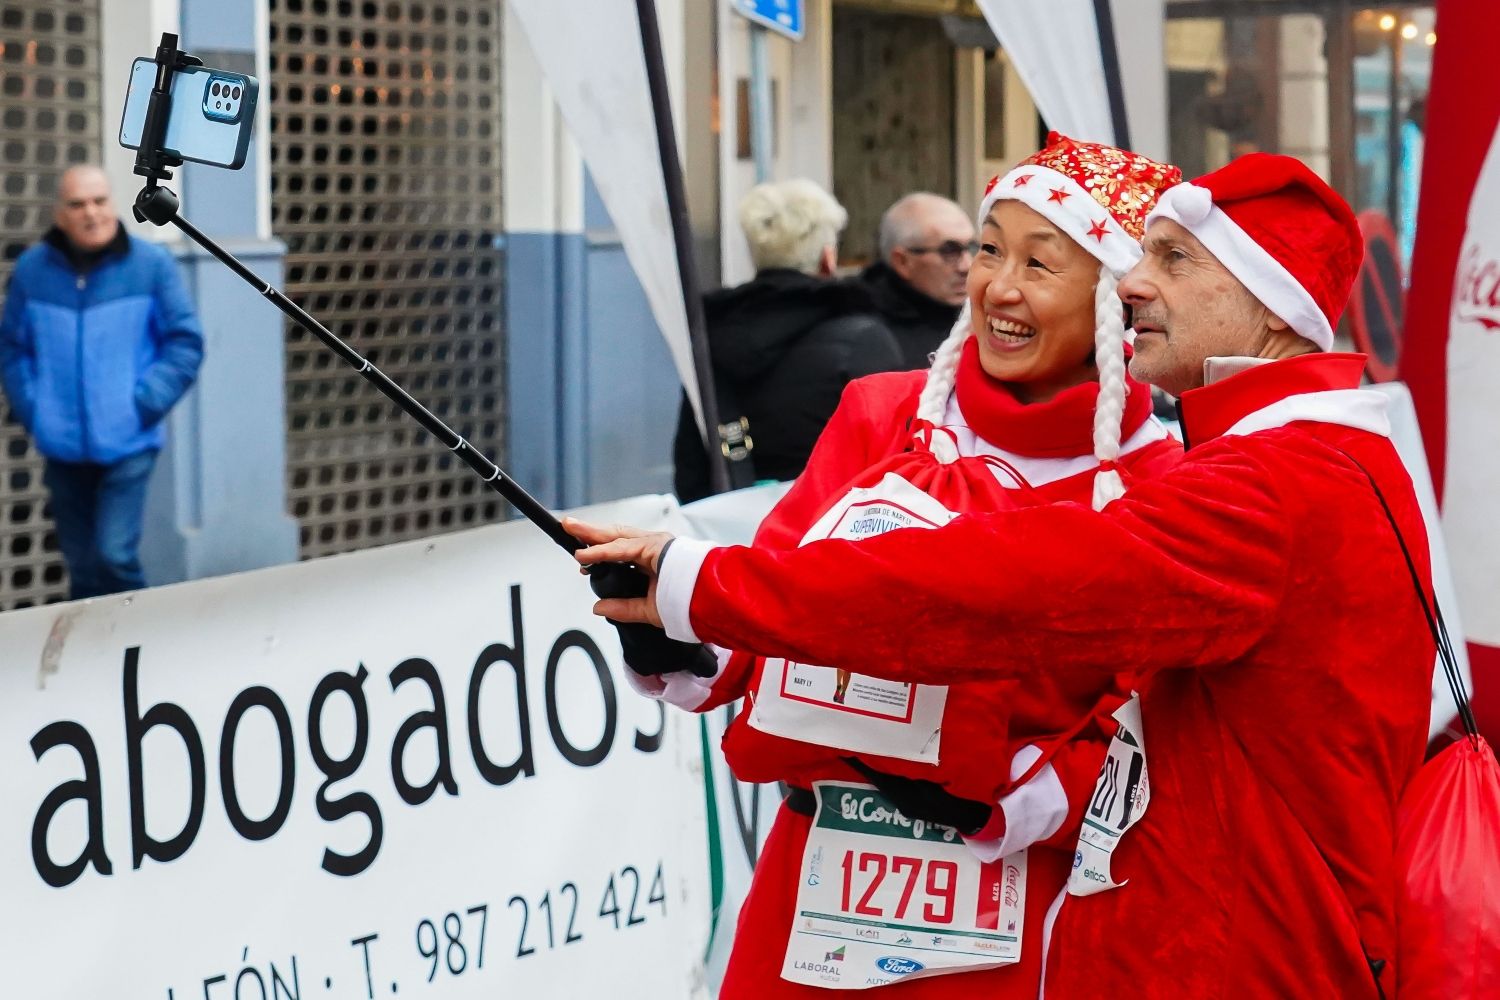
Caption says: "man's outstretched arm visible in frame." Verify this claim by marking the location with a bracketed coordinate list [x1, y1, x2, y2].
[579, 444, 1291, 686]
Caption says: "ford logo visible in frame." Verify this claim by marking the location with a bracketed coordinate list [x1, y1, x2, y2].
[875, 957, 924, 975]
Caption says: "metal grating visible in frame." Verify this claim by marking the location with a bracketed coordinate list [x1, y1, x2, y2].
[269, 0, 507, 559]
[0, 0, 102, 610]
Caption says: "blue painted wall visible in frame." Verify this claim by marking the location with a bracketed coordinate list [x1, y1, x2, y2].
[580, 173, 681, 502]
[504, 230, 586, 509]
[140, 0, 300, 584]
[505, 173, 683, 510]
[579, 240, 681, 502]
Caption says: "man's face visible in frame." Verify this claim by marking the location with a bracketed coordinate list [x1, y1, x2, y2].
[54, 168, 119, 254]
[889, 203, 976, 307]
[1120, 219, 1271, 397]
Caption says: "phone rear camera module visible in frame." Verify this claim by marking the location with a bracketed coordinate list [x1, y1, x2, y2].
[203, 76, 246, 122]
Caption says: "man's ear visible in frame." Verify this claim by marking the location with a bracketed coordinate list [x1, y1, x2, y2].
[1265, 310, 1290, 333]
[817, 244, 838, 278]
[888, 245, 914, 281]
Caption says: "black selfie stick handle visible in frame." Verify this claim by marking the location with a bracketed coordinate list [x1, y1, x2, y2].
[130, 33, 714, 677]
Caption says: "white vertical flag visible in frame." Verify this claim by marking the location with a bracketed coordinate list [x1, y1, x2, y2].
[507, 1, 705, 431]
[975, 0, 1167, 162]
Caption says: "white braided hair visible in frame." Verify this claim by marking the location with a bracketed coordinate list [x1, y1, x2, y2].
[1090, 264, 1129, 510]
[913, 264, 1132, 511]
[912, 304, 973, 464]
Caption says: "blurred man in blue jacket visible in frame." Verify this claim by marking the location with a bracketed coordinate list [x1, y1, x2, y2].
[0, 165, 203, 599]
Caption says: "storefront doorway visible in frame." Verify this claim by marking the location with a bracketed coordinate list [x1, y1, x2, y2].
[1164, 1, 1435, 271]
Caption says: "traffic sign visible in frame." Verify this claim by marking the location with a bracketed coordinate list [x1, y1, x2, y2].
[733, 0, 803, 41]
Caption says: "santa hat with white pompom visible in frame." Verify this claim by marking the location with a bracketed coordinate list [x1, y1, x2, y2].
[1144, 153, 1363, 352]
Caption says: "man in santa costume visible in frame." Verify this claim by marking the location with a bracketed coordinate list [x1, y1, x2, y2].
[574, 154, 1434, 998]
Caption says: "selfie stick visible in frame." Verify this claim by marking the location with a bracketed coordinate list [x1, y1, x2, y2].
[130, 33, 713, 675]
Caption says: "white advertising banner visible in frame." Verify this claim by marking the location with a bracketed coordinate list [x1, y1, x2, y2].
[700, 702, 783, 991]
[3, 495, 711, 1000]
[1442, 125, 1500, 652]
[679, 484, 790, 992]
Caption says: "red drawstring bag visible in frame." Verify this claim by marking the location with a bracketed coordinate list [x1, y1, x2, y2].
[1395, 734, 1500, 999]
[1342, 450, 1500, 998]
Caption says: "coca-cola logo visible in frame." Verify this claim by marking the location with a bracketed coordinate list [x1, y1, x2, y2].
[1453, 243, 1500, 331]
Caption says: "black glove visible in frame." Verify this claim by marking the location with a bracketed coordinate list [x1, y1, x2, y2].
[589, 561, 717, 678]
[842, 757, 993, 836]
[613, 618, 719, 677]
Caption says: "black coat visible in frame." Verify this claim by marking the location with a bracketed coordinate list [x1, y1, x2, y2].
[858, 261, 963, 370]
[673, 269, 903, 503]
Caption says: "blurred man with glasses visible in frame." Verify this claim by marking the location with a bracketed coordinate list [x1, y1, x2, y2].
[861, 192, 976, 367]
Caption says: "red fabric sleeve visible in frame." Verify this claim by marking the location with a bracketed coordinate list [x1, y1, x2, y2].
[693, 374, 919, 710]
[691, 648, 757, 713]
[1121, 436, 1187, 483]
[686, 440, 1290, 684]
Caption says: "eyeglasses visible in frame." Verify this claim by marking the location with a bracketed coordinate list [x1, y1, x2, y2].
[903, 240, 979, 264]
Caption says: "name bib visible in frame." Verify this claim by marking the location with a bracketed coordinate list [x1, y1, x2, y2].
[1069, 694, 1149, 895]
[750, 473, 955, 763]
[782, 781, 1025, 990]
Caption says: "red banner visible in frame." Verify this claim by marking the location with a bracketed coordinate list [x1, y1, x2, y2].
[1402, 0, 1500, 737]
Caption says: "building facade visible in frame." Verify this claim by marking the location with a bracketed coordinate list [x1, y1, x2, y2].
[0, 0, 1438, 609]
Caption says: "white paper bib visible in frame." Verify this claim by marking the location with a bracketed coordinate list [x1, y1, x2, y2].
[781, 781, 1025, 989]
[749, 473, 956, 763]
[1068, 694, 1149, 895]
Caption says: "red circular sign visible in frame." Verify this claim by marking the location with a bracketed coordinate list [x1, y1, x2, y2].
[1346, 210, 1405, 383]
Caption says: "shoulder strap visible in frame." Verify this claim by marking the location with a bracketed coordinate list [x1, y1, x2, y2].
[1334, 448, 1479, 743]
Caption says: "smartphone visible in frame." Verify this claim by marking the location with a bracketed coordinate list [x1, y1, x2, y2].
[119, 57, 259, 170]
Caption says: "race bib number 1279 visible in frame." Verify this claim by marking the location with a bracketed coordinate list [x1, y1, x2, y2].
[780, 782, 1024, 990]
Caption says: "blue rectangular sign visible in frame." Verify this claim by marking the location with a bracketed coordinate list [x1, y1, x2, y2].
[734, 0, 804, 41]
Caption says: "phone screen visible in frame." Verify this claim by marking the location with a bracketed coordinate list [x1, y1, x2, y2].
[119, 58, 259, 170]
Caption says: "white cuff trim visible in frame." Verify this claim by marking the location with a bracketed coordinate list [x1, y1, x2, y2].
[623, 644, 731, 712]
[656, 536, 717, 643]
[963, 744, 1069, 863]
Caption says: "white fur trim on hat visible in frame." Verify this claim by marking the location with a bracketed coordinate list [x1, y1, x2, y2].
[1146, 183, 1335, 351]
[979, 165, 1143, 278]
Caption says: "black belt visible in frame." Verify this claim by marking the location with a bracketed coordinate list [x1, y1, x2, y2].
[784, 786, 816, 817]
[782, 765, 991, 835]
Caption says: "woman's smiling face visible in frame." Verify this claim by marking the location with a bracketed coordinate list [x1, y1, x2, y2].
[968, 199, 1102, 403]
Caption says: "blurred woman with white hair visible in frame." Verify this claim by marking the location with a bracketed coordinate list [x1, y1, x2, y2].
[672, 179, 903, 502]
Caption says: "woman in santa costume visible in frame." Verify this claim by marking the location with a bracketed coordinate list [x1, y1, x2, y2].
[580, 155, 1434, 998]
[575, 135, 1181, 996]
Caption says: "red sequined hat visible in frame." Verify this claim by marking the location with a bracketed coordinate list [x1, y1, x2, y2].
[979, 132, 1183, 276]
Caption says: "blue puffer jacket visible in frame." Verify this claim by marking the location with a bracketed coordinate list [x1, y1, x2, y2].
[0, 226, 203, 464]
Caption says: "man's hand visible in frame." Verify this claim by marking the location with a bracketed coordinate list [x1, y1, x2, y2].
[565, 517, 674, 628]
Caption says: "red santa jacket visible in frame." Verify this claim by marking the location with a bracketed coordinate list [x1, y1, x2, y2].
[646, 367, 1182, 805]
[659, 354, 1432, 998]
